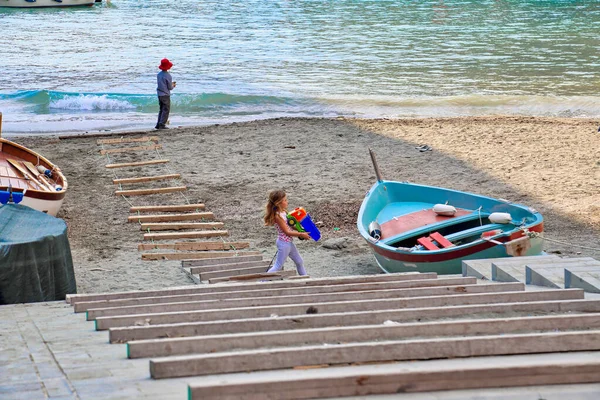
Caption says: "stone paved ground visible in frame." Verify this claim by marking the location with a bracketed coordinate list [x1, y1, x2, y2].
[2, 300, 600, 400]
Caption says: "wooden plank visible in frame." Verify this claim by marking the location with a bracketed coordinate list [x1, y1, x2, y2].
[105, 159, 169, 169]
[73, 278, 484, 313]
[182, 254, 265, 267]
[187, 358, 600, 399]
[97, 136, 159, 145]
[138, 241, 248, 251]
[115, 186, 187, 196]
[100, 144, 162, 155]
[73, 281, 486, 313]
[128, 313, 600, 359]
[94, 289, 583, 330]
[108, 298, 600, 343]
[66, 273, 438, 305]
[150, 330, 600, 378]
[142, 251, 260, 261]
[60, 130, 158, 140]
[140, 222, 224, 232]
[89, 282, 524, 321]
[144, 230, 228, 241]
[190, 260, 270, 274]
[200, 265, 272, 281]
[130, 204, 205, 213]
[113, 174, 180, 185]
[209, 271, 296, 284]
[128, 212, 213, 223]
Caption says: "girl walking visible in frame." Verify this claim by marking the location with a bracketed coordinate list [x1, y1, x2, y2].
[264, 190, 309, 276]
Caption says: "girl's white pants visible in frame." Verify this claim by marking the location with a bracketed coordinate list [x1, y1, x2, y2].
[267, 239, 307, 276]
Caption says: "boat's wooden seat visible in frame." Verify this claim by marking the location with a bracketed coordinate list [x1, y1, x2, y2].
[417, 232, 455, 251]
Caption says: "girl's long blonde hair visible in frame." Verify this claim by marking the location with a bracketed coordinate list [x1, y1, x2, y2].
[264, 190, 287, 226]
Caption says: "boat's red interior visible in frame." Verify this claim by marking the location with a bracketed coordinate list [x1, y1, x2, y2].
[380, 208, 472, 239]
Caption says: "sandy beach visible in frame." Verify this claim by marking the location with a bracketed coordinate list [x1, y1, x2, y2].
[10, 116, 600, 294]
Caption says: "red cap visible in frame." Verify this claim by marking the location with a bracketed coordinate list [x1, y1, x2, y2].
[158, 58, 173, 71]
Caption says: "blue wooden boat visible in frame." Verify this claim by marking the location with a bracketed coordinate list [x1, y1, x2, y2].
[357, 150, 544, 275]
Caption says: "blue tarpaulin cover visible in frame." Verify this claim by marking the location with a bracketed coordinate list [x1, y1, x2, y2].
[0, 204, 76, 304]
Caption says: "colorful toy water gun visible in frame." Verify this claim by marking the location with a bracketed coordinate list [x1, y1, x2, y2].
[287, 207, 321, 241]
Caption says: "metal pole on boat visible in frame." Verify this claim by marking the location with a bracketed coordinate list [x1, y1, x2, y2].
[0, 112, 2, 138]
[369, 148, 383, 182]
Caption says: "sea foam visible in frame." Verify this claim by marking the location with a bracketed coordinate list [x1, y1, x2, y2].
[49, 95, 136, 111]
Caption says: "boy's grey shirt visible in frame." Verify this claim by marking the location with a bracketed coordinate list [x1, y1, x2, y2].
[157, 71, 173, 96]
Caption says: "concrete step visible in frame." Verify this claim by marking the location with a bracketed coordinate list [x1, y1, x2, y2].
[491, 257, 594, 283]
[462, 255, 559, 280]
[566, 267, 600, 294]
[526, 260, 600, 289]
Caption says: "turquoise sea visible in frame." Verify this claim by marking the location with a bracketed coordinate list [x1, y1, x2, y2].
[1, 0, 599, 135]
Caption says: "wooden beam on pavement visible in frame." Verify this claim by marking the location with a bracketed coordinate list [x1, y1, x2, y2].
[128, 212, 214, 223]
[150, 330, 600, 378]
[105, 159, 169, 169]
[187, 358, 600, 399]
[190, 260, 270, 274]
[97, 136, 159, 145]
[128, 313, 600, 359]
[74, 277, 479, 313]
[94, 289, 583, 330]
[113, 174, 181, 185]
[143, 230, 228, 241]
[142, 251, 260, 261]
[138, 241, 248, 251]
[140, 222, 224, 232]
[209, 271, 296, 284]
[108, 298, 600, 343]
[89, 282, 524, 321]
[199, 265, 272, 281]
[100, 144, 162, 155]
[116, 186, 187, 196]
[66, 272, 438, 305]
[130, 204, 205, 213]
[182, 254, 264, 267]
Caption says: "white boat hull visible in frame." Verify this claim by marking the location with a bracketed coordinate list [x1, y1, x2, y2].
[20, 195, 65, 217]
[0, 0, 95, 7]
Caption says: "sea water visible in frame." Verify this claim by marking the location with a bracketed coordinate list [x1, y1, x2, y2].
[0, 0, 599, 135]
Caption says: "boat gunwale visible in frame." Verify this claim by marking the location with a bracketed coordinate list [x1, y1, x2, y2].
[0, 138, 68, 199]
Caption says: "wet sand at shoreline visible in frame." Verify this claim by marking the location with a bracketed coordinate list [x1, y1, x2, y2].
[9, 116, 600, 294]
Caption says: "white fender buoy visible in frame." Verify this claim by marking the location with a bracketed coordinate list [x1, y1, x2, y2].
[489, 212, 513, 224]
[368, 221, 382, 239]
[433, 204, 456, 216]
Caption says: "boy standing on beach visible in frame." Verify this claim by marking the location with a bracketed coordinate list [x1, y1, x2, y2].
[156, 58, 176, 130]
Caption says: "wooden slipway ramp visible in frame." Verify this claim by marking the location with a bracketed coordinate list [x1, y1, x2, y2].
[96, 134, 295, 283]
[4, 272, 600, 399]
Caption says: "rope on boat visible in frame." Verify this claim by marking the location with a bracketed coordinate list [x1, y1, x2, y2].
[525, 230, 600, 253]
[476, 206, 483, 226]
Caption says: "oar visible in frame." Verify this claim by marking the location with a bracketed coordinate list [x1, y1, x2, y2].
[368, 148, 384, 182]
[7, 159, 45, 191]
[23, 161, 55, 191]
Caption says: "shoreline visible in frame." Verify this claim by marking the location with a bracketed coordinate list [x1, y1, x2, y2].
[7, 115, 600, 294]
